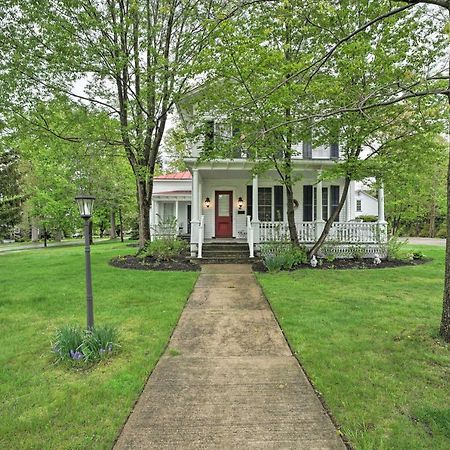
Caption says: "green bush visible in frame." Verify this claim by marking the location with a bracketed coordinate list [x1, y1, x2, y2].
[436, 222, 447, 239]
[383, 235, 406, 261]
[349, 244, 366, 260]
[356, 215, 378, 222]
[141, 237, 188, 261]
[260, 241, 307, 272]
[52, 324, 119, 364]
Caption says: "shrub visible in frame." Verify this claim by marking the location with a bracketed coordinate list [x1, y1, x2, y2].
[436, 223, 447, 239]
[260, 241, 307, 272]
[141, 237, 188, 261]
[383, 235, 406, 261]
[408, 251, 426, 260]
[349, 244, 366, 260]
[356, 215, 378, 223]
[52, 324, 119, 364]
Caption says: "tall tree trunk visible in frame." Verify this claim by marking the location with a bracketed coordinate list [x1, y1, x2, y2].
[439, 51, 450, 342]
[429, 201, 436, 238]
[286, 181, 299, 245]
[43, 225, 47, 248]
[119, 207, 124, 242]
[31, 223, 39, 242]
[54, 230, 62, 242]
[309, 177, 351, 257]
[110, 210, 116, 239]
[138, 180, 150, 248]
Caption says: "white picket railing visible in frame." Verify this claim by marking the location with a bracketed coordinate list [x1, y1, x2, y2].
[258, 221, 381, 244]
[259, 222, 316, 242]
[198, 215, 204, 258]
[328, 222, 380, 243]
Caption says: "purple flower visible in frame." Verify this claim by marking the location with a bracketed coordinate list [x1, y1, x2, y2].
[70, 350, 84, 360]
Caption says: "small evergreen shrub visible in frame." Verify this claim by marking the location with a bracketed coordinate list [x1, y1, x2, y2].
[260, 241, 307, 272]
[52, 324, 119, 364]
[356, 215, 378, 222]
[408, 251, 426, 260]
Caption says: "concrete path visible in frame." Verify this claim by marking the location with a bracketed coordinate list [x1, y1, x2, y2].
[402, 237, 446, 247]
[0, 238, 111, 254]
[114, 265, 345, 450]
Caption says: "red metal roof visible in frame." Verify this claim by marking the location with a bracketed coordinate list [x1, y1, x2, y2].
[155, 171, 192, 180]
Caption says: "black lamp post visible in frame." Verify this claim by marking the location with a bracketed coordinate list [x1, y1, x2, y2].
[75, 195, 95, 329]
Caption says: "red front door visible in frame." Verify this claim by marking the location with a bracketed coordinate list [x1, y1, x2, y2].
[215, 191, 233, 238]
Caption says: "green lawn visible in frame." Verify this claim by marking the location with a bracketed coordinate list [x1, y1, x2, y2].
[0, 242, 198, 450]
[257, 245, 450, 450]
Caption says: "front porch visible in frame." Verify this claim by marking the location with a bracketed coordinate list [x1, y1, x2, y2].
[187, 162, 387, 259]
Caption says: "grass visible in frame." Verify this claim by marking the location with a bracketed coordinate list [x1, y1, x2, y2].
[0, 241, 198, 450]
[257, 245, 450, 450]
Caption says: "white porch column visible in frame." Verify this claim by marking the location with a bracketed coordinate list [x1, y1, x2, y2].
[191, 169, 199, 244]
[175, 200, 179, 235]
[150, 200, 157, 240]
[378, 182, 387, 243]
[315, 179, 325, 239]
[251, 174, 260, 243]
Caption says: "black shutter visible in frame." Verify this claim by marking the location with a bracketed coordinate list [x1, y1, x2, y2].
[330, 185, 340, 222]
[274, 186, 284, 222]
[322, 187, 329, 220]
[330, 143, 339, 159]
[247, 185, 253, 218]
[204, 120, 214, 152]
[303, 185, 313, 221]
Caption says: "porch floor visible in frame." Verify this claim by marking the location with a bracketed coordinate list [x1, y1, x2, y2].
[114, 264, 345, 449]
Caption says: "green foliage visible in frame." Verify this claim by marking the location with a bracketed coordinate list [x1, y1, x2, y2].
[260, 241, 308, 272]
[383, 235, 406, 261]
[52, 324, 119, 364]
[408, 251, 426, 261]
[349, 244, 366, 260]
[142, 237, 188, 262]
[356, 215, 378, 223]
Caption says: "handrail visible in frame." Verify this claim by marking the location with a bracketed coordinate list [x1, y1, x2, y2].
[198, 215, 204, 258]
[247, 215, 254, 258]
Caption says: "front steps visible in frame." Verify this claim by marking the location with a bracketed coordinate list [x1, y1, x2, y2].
[198, 242, 255, 264]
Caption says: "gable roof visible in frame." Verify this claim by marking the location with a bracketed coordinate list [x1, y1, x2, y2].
[155, 171, 192, 180]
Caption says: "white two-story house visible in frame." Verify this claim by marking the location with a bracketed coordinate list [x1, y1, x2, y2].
[150, 110, 387, 259]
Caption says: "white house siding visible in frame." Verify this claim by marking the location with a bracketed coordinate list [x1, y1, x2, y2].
[153, 179, 192, 194]
[355, 191, 378, 217]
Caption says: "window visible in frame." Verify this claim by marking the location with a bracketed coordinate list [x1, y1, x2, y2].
[330, 143, 339, 159]
[258, 188, 272, 221]
[322, 187, 329, 220]
[246, 186, 284, 221]
[305, 185, 332, 221]
[356, 199, 362, 212]
[204, 120, 214, 152]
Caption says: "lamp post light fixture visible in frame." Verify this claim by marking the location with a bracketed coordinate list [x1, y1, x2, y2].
[238, 197, 244, 210]
[204, 197, 211, 208]
[75, 195, 96, 329]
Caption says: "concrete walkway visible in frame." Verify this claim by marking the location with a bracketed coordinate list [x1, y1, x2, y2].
[402, 237, 446, 247]
[114, 265, 345, 450]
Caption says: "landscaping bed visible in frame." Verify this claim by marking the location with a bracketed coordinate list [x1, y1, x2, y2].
[110, 254, 200, 271]
[252, 257, 429, 272]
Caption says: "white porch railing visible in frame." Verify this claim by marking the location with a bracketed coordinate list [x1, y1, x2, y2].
[259, 222, 316, 243]
[328, 222, 380, 243]
[247, 216, 254, 258]
[259, 221, 382, 244]
[197, 215, 204, 258]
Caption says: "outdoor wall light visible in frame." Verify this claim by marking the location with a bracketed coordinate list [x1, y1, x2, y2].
[238, 197, 244, 209]
[75, 194, 96, 329]
[204, 197, 211, 208]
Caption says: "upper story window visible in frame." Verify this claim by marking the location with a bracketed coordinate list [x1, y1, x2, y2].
[356, 199, 362, 212]
[203, 120, 242, 158]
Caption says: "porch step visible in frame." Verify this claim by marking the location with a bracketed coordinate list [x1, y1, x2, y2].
[200, 242, 253, 264]
[198, 256, 256, 264]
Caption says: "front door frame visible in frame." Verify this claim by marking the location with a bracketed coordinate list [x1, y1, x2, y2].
[215, 190, 233, 238]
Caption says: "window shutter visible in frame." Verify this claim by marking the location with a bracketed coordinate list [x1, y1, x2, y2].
[330, 143, 339, 159]
[274, 186, 284, 222]
[303, 185, 313, 221]
[246, 185, 253, 218]
[204, 120, 214, 152]
[330, 185, 340, 222]
[322, 187, 329, 220]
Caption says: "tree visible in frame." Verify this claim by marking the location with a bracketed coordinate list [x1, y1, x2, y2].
[0, 0, 227, 247]
[0, 148, 23, 239]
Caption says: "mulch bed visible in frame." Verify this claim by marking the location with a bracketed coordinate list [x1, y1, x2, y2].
[252, 257, 430, 273]
[110, 254, 200, 272]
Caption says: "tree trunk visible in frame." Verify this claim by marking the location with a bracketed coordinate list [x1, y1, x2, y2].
[43, 225, 47, 247]
[54, 230, 63, 242]
[31, 223, 39, 242]
[439, 63, 450, 342]
[138, 180, 150, 248]
[119, 207, 124, 242]
[89, 220, 93, 245]
[110, 210, 116, 239]
[429, 201, 436, 238]
[286, 183, 299, 245]
[309, 177, 351, 257]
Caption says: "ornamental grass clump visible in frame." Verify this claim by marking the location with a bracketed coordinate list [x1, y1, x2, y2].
[260, 241, 308, 272]
[52, 324, 119, 365]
